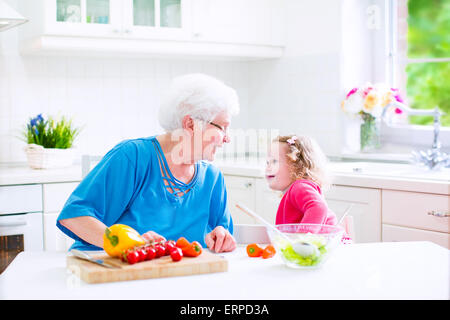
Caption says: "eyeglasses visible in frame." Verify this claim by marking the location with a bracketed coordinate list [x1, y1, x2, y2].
[208, 121, 228, 136]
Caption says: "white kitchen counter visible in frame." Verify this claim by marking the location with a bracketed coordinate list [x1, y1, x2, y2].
[0, 163, 82, 186]
[0, 242, 448, 300]
[1, 160, 449, 195]
[216, 160, 450, 195]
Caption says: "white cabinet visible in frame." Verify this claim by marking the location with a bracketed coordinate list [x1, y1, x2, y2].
[42, 182, 79, 251]
[224, 175, 282, 225]
[224, 175, 383, 244]
[224, 175, 257, 224]
[382, 190, 449, 249]
[22, 0, 189, 39]
[18, 0, 284, 59]
[192, 0, 285, 46]
[325, 185, 382, 243]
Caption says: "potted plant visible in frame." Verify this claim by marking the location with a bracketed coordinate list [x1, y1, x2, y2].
[22, 113, 81, 169]
[341, 83, 404, 152]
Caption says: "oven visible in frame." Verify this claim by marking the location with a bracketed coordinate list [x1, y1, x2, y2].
[0, 184, 44, 274]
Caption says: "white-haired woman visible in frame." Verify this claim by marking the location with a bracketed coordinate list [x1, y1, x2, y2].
[58, 74, 239, 253]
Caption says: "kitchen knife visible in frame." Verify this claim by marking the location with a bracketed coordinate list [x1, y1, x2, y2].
[70, 249, 121, 269]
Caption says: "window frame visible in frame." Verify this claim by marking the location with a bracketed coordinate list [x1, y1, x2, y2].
[382, 0, 450, 151]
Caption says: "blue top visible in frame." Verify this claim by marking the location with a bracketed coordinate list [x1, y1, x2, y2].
[56, 136, 233, 251]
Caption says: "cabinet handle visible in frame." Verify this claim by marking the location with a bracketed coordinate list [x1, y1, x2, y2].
[112, 29, 120, 33]
[427, 211, 450, 218]
[244, 182, 252, 188]
[123, 29, 132, 34]
[0, 220, 27, 227]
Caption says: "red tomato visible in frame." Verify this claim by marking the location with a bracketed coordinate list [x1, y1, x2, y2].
[136, 247, 147, 262]
[126, 250, 139, 265]
[146, 246, 156, 260]
[170, 247, 183, 262]
[154, 244, 166, 258]
[165, 240, 177, 255]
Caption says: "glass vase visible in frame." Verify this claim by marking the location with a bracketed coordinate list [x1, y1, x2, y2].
[360, 114, 380, 152]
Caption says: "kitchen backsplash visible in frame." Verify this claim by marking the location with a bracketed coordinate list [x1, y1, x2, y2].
[0, 0, 343, 164]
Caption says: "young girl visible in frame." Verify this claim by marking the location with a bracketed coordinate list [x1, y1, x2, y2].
[265, 135, 337, 226]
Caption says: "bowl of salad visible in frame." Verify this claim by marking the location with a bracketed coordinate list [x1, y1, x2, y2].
[268, 223, 344, 269]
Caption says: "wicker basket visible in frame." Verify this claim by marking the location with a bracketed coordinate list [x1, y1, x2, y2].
[24, 144, 75, 169]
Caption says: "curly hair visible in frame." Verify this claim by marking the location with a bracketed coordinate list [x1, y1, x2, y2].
[275, 135, 332, 191]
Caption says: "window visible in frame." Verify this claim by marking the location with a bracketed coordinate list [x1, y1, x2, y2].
[390, 0, 450, 127]
[382, 0, 449, 151]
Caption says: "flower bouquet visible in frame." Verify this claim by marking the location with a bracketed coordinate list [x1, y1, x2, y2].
[341, 83, 403, 152]
[22, 114, 81, 169]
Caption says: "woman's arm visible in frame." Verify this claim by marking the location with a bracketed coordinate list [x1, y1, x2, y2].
[59, 216, 107, 249]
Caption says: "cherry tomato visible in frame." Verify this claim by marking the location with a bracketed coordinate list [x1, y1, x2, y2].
[170, 247, 183, 262]
[126, 250, 139, 265]
[136, 247, 147, 262]
[146, 246, 156, 260]
[165, 240, 177, 255]
[154, 243, 166, 258]
[262, 244, 276, 259]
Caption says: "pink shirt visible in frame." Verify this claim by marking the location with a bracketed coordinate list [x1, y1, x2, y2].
[275, 179, 337, 226]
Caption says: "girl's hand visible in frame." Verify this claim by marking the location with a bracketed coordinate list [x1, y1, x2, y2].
[205, 226, 236, 253]
[142, 231, 166, 243]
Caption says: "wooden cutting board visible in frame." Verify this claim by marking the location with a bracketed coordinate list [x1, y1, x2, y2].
[66, 251, 228, 284]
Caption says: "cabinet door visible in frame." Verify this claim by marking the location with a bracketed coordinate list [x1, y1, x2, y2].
[383, 224, 449, 249]
[44, 0, 122, 36]
[122, 0, 191, 40]
[254, 178, 281, 224]
[44, 212, 75, 251]
[224, 175, 257, 224]
[43, 182, 79, 251]
[325, 185, 382, 243]
[43, 182, 79, 213]
[192, 0, 284, 46]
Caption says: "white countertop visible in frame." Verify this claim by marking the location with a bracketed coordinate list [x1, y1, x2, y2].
[0, 242, 448, 300]
[0, 163, 83, 186]
[1, 161, 449, 195]
[216, 160, 450, 194]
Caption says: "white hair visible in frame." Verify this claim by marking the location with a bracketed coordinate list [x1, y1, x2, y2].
[158, 73, 240, 132]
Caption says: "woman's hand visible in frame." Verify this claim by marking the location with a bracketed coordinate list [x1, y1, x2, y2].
[142, 231, 166, 243]
[205, 226, 236, 253]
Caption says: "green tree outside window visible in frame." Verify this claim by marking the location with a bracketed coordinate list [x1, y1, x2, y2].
[406, 0, 450, 126]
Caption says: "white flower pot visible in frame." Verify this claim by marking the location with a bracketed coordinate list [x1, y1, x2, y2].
[24, 144, 75, 169]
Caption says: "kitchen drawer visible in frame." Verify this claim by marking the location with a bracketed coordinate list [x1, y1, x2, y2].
[382, 190, 449, 233]
[43, 182, 79, 213]
[383, 224, 449, 249]
[224, 175, 255, 190]
[0, 184, 42, 214]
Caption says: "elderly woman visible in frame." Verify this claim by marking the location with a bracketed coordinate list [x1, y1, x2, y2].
[57, 73, 239, 253]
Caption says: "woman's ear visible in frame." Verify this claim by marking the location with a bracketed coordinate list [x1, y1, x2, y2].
[181, 115, 195, 135]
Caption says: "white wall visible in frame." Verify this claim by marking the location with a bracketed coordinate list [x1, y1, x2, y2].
[1, 0, 354, 163]
[246, 0, 344, 156]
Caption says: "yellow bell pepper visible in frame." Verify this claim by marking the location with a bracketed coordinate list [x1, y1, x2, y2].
[103, 224, 146, 258]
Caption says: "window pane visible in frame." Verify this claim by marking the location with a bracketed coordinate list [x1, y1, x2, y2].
[133, 0, 155, 26]
[407, 0, 450, 58]
[160, 0, 181, 28]
[57, 0, 81, 22]
[406, 61, 450, 126]
[86, 0, 110, 24]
